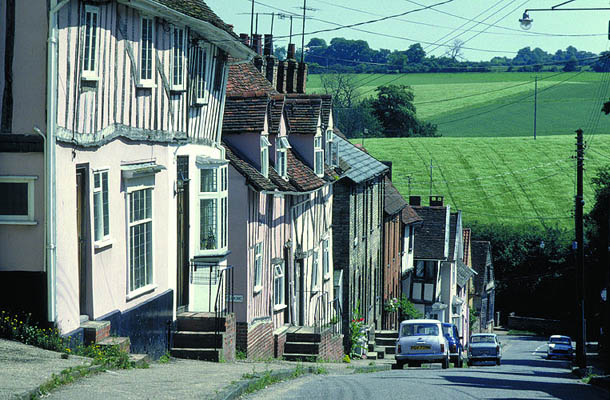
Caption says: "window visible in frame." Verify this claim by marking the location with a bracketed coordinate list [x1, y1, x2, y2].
[322, 238, 330, 278]
[82, 6, 99, 79]
[260, 136, 270, 178]
[325, 129, 338, 167]
[193, 45, 208, 104]
[213, 51, 225, 91]
[415, 260, 436, 282]
[93, 170, 109, 242]
[139, 16, 154, 85]
[314, 135, 324, 176]
[0, 176, 36, 224]
[171, 26, 185, 90]
[274, 263, 285, 307]
[275, 136, 290, 178]
[408, 225, 414, 253]
[129, 188, 153, 293]
[254, 243, 263, 291]
[197, 164, 228, 254]
[312, 249, 320, 290]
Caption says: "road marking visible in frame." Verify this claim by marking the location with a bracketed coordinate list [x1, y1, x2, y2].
[532, 344, 547, 356]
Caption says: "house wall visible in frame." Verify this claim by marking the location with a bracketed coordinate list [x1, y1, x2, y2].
[382, 213, 401, 330]
[55, 139, 174, 334]
[224, 133, 264, 172]
[56, 0, 227, 144]
[0, 0, 7, 129]
[288, 133, 314, 169]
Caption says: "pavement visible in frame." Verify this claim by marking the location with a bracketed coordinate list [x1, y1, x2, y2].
[0, 339, 90, 400]
[0, 338, 391, 400]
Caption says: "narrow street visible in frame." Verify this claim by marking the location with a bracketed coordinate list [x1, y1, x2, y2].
[245, 334, 608, 400]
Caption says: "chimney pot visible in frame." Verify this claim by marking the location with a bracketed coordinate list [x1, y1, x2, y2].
[264, 34, 273, 56]
[287, 43, 296, 59]
[276, 61, 286, 93]
[296, 62, 308, 94]
[409, 196, 421, 206]
[252, 34, 263, 55]
[429, 196, 444, 207]
[239, 33, 250, 47]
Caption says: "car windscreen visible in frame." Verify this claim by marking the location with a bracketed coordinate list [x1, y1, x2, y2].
[442, 325, 451, 336]
[401, 324, 439, 336]
[550, 337, 571, 345]
[471, 335, 495, 343]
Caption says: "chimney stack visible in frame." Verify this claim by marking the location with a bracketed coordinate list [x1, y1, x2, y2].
[429, 196, 444, 207]
[285, 44, 298, 93]
[264, 35, 278, 89]
[409, 196, 421, 206]
[264, 34, 273, 56]
[296, 62, 308, 94]
[252, 34, 263, 55]
[276, 61, 286, 93]
[239, 33, 250, 47]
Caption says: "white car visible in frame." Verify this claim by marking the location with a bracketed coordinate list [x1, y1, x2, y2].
[547, 335, 573, 359]
[468, 333, 502, 366]
[395, 319, 450, 369]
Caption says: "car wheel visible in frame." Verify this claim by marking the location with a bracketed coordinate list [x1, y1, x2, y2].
[457, 356, 463, 368]
[396, 360, 405, 370]
[467, 360, 472, 367]
[442, 357, 449, 369]
[496, 358, 501, 366]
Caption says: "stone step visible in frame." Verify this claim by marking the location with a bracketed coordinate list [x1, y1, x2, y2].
[375, 347, 385, 359]
[375, 330, 398, 339]
[286, 332, 321, 343]
[366, 351, 378, 360]
[383, 345, 396, 355]
[173, 331, 222, 349]
[97, 336, 130, 353]
[170, 348, 219, 362]
[81, 320, 111, 345]
[376, 337, 397, 347]
[284, 341, 320, 355]
[128, 353, 150, 367]
[282, 353, 319, 362]
[176, 315, 226, 333]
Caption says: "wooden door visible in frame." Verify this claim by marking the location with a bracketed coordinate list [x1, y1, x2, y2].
[176, 156, 190, 312]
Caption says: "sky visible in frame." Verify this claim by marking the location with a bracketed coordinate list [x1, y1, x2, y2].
[205, 0, 610, 61]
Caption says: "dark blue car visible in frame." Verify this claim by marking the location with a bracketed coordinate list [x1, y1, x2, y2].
[442, 323, 464, 367]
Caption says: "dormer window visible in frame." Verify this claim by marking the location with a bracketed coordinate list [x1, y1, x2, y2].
[325, 129, 338, 167]
[260, 135, 271, 178]
[82, 5, 99, 80]
[171, 26, 186, 90]
[139, 16, 155, 86]
[275, 136, 291, 179]
[314, 135, 324, 176]
[193, 45, 209, 104]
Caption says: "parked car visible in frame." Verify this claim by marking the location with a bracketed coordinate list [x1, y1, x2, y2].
[442, 323, 464, 368]
[547, 335, 573, 359]
[395, 319, 449, 369]
[467, 333, 502, 366]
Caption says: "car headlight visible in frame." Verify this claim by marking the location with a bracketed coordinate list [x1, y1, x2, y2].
[549, 344, 555, 349]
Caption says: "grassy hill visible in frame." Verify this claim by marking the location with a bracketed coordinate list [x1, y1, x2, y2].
[359, 135, 610, 229]
[308, 71, 610, 138]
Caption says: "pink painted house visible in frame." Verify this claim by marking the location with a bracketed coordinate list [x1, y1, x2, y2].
[0, 0, 254, 358]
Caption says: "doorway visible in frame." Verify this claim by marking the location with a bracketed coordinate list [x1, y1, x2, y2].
[176, 156, 190, 312]
[76, 166, 90, 318]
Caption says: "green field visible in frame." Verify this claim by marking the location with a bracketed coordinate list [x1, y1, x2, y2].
[359, 135, 610, 228]
[308, 72, 610, 138]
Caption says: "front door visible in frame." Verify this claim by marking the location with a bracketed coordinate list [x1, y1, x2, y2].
[76, 167, 90, 317]
[176, 156, 190, 312]
[297, 259, 305, 325]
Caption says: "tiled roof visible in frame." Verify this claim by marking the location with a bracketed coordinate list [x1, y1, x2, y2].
[154, 0, 237, 38]
[463, 228, 472, 266]
[412, 206, 448, 260]
[334, 135, 388, 184]
[401, 205, 422, 225]
[320, 95, 333, 128]
[269, 96, 285, 135]
[223, 95, 268, 134]
[456, 259, 477, 288]
[384, 176, 407, 216]
[286, 149, 325, 192]
[223, 141, 277, 192]
[227, 62, 278, 97]
[448, 213, 458, 261]
[285, 95, 322, 136]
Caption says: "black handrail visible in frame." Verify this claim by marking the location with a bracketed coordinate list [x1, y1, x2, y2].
[214, 265, 234, 345]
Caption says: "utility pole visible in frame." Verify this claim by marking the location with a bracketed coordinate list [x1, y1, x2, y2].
[250, 0, 254, 42]
[575, 128, 587, 369]
[429, 159, 433, 197]
[407, 175, 412, 197]
[301, 0, 307, 63]
[534, 76, 538, 140]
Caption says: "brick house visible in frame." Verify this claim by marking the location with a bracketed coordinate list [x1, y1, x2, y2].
[471, 240, 495, 332]
[331, 133, 388, 348]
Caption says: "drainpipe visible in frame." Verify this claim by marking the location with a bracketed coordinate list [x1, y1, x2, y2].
[45, 0, 69, 324]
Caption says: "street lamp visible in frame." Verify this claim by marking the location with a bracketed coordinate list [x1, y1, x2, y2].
[518, 0, 610, 30]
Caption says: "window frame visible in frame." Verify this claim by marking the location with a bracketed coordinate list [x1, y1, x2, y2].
[196, 164, 228, 256]
[93, 169, 110, 244]
[192, 43, 210, 104]
[322, 237, 330, 280]
[138, 15, 155, 87]
[170, 25, 186, 91]
[254, 242, 263, 293]
[260, 135, 270, 178]
[0, 176, 37, 225]
[127, 186, 155, 298]
[311, 248, 320, 291]
[275, 136, 290, 178]
[273, 262, 285, 309]
[314, 135, 324, 176]
[81, 5, 100, 81]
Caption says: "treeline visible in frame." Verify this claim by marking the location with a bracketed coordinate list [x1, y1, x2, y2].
[273, 37, 610, 74]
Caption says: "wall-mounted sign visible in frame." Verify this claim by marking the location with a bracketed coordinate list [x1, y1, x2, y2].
[230, 295, 244, 303]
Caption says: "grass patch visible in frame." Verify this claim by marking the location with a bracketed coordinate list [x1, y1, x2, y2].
[507, 329, 538, 336]
[236, 350, 247, 360]
[158, 352, 171, 364]
[582, 373, 599, 384]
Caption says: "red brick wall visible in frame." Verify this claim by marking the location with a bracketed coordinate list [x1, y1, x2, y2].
[274, 329, 287, 358]
[222, 313, 236, 362]
[236, 319, 274, 360]
[236, 322, 248, 353]
[319, 330, 344, 361]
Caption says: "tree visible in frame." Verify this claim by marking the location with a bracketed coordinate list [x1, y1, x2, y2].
[406, 43, 426, 64]
[369, 85, 437, 137]
[445, 39, 464, 61]
[273, 46, 286, 60]
[563, 56, 579, 72]
[319, 72, 360, 109]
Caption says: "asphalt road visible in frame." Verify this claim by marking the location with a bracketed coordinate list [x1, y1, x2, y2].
[244, 335, 608, 400]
